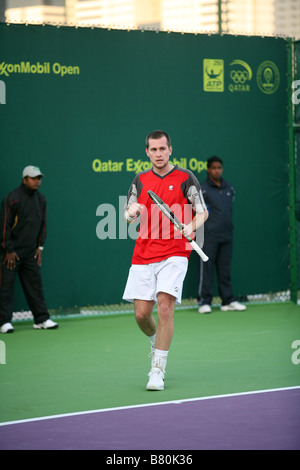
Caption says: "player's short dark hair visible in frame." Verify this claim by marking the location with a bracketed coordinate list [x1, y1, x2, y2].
[207, 156, 223, 168]
[145, 130, 172, 148]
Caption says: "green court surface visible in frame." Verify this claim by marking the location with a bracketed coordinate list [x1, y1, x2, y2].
[1, 302, 299, 424]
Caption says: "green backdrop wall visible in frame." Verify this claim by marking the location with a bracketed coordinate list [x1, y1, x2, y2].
[0, 23, 290, 311]
[295, 40, 300, 293]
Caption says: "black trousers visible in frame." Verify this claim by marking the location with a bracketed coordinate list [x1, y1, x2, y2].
[0, 254, 49, 326]
[198, 237, 235, 306]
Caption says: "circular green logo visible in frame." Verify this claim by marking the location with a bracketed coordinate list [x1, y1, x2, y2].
[256, 61, 280, 94]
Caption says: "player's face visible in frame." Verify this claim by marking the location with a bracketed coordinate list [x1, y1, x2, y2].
[207, 162, 223, 183]
[146, 136, 172, 173]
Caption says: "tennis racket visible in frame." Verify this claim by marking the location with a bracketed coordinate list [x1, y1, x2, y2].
[147, 190, 209, 262]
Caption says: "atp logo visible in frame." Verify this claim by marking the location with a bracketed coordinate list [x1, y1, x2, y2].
[229, 60, 252, 93]
[203, 59, 224, 92]
[0, 80, 6, 104]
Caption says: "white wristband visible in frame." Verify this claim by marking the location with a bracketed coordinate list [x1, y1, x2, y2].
[38, 246, 44, 251]
[125, 211, 136, 222]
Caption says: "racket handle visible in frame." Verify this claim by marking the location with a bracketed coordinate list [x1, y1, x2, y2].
[189, 240, 209, 262]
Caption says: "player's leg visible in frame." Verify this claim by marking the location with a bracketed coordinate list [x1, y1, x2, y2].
[134, 299, 156, 340]
[123, 265, 157, 346]
[147, 257, 188, 391]
[155, 292, 175, 351]
[146, 292, 176, 391]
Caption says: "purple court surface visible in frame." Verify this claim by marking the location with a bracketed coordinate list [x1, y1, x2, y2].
[0, 387, 299, 450]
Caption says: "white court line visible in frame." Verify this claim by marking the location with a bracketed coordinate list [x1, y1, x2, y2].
[0, 385, 299, 428]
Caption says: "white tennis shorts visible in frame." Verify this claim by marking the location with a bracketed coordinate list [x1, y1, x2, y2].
[122, 256, 188, 305]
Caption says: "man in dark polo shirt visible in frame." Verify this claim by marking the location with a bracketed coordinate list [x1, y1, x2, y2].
[198, 156, 246, 313]
[0, 166, 58, 333]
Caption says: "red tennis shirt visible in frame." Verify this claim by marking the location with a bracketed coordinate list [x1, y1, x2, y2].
[126, 165, 206, 265]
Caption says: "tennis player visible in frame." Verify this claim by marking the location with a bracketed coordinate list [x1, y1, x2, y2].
[123, 130, 208, 390]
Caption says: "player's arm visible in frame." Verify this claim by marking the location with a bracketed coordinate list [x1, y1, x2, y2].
[124, 179, 143, 224]
[181, 209, 208, 237]
[181, 175, 209, 237]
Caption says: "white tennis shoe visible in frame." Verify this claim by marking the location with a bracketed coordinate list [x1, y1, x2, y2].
[220, 301, 246, 311]
[0, 322, 14, 333]
[33, 319, 58, 330]
[146, 367, 165, 391]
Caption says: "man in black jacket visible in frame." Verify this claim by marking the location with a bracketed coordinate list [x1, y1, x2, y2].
[198, 156, 246, 313]
[0, 166, 58, 333]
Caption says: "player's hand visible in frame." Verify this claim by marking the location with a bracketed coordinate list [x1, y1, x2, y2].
[181, 223, 194, 238]
[127, 203, 143, 219]
[4, 252, 20, 269]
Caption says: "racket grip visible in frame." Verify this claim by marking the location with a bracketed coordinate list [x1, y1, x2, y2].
[189, 240, 209, 262]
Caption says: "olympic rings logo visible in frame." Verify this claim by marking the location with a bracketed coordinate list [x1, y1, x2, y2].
[230, 69, 249, 83]
[229, 60, 252, 84]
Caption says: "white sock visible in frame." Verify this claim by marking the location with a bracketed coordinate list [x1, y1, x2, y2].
[148, 333, 156, 348]
[154, 348, 169, 358]
[153, 348, 168, 371]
